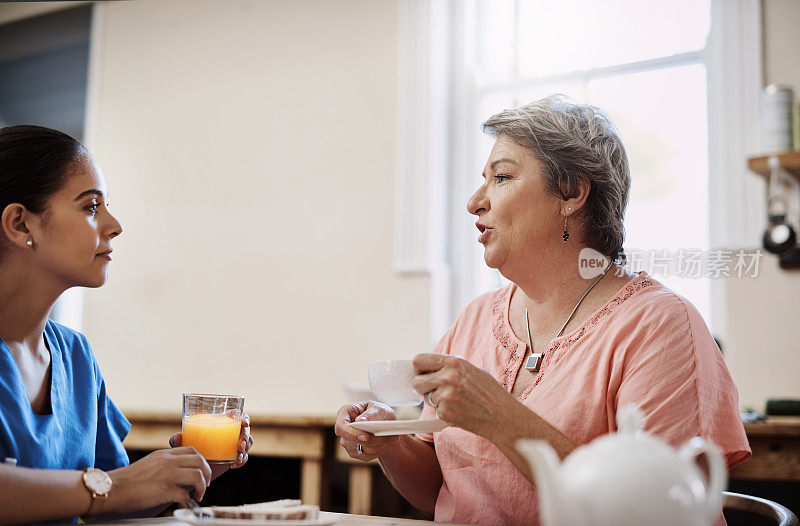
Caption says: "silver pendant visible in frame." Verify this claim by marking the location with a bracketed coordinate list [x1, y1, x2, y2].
[525, 353, 544, 372]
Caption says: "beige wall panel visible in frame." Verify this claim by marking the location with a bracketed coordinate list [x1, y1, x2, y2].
[725, 256, 800, 409]
[763, 0, 800, 90]
[82, 0, 430, 415]
[724, 0, 800, 410]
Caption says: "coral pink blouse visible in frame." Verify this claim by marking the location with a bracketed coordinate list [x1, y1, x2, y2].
[417, 273, 750, 525]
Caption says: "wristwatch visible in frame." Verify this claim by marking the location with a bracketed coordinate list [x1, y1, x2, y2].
[81, 467, 112, 519]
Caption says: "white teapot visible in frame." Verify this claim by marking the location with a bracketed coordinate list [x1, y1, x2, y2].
[517, 404, 726, 526]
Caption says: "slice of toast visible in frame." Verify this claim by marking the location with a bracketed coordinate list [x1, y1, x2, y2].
[209, 500, 319, 520]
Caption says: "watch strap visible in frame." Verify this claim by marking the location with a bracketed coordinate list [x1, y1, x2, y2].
[81, 468, 110, 520]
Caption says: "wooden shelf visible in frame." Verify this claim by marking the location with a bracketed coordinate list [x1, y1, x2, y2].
[122, 410, 336, 427]
[748, 151, 800, 180]
[743, 416, 800, 437]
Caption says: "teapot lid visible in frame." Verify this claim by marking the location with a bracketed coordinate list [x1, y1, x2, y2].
[617, 404, 644, 435]
[564, 404, 688, 482]
[565, 403, 671, 469]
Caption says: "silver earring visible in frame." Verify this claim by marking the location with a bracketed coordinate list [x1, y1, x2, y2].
[26, 240, 33, 247]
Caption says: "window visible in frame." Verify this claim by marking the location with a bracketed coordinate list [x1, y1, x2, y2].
[436, 0, 762, 337]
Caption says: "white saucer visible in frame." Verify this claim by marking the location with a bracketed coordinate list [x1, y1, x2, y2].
[174, 509, 337, 526]
[349, 418, 448, 436]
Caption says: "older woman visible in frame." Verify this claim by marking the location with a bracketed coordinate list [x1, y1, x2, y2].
[0, 125, 253, 524]
[335, 96, 750, 525]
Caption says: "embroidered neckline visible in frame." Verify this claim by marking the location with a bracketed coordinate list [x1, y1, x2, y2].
[492, 272, 657, 394]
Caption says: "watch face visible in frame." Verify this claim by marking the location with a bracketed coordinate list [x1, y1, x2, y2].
[85, 468, 112, 494]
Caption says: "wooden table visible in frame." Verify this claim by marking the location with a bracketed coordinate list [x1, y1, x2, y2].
[127, 412, 800, 514]
[85, 512, 446, 525]
[123, 412, 335, 506]
[335, 442, 380, 516]
[730, 416, 800, 481]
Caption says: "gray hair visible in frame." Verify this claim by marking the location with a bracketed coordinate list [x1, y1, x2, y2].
[482, 95, 630, 259]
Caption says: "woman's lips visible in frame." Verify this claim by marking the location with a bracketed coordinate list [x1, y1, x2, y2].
[96, 251, 113, 261]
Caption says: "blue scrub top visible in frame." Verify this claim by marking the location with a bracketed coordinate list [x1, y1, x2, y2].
[0, 319, 130, 472]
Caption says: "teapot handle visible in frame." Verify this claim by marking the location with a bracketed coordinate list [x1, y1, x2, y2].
[679, 437, 727, 525]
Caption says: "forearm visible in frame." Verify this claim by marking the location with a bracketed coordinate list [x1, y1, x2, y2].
[378, 435, 443, 516]
[492, 401, 576, 483]
[0, 464, 91, 524]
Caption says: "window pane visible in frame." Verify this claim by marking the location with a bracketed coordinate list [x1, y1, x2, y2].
[587, 63, 711, 322]
[516, 0, 710, 78]
[516, 80, 585, 107]
[474, 0, 516, 84]
[474, 91, 517, 169]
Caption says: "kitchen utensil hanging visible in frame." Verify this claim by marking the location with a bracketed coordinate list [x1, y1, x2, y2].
[762, 155, 798, 254]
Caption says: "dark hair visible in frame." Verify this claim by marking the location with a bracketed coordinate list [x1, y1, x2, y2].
[0, 125, 87, 218]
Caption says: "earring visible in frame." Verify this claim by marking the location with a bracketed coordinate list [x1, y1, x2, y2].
[562, 207, 571, 242]
[26, 240, 33, 247]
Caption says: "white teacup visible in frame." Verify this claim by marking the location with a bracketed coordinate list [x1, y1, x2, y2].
[367, 360, 424, 407]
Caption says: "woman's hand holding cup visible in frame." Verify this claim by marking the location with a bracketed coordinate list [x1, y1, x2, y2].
[170, 393, 253, 482]
[413, 353, 519, 442]
[335, 401, 398, 462]
[336, 359, 428, 461]
[169, 411, 253, 481]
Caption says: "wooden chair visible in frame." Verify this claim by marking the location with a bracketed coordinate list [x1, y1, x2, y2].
[723, 491, 799, 526]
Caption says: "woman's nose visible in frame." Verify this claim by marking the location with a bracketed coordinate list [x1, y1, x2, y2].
[467, 184, 488, 216]
[105, 209, 123, 238]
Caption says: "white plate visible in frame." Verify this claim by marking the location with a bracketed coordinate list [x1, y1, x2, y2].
[173, 509, 337, 526]
[349, 418, 448, 436]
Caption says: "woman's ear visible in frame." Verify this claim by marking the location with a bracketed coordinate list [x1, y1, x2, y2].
[0, 203, 34, 249]
[561, 177, 590, 216]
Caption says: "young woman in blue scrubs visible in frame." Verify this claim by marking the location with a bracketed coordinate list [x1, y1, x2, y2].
[0, 126, 253, 523]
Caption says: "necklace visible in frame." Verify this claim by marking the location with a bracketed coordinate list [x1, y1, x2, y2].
[524, 262, 613, 372]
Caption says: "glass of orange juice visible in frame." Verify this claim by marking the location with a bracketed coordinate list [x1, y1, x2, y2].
[182, 393, 244, 464]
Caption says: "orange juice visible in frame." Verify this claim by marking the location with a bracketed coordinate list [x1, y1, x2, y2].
[182, 413, 241, 462]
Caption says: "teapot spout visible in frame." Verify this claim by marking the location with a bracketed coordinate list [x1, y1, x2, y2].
[517, 439, 584, 526]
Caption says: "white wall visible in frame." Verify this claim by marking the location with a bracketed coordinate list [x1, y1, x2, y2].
[723, 0, 800, 410]
[726, 260, 800, 409]
[81, 0, 430, 415]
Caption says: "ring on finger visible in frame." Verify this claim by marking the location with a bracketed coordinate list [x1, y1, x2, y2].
[426, 393, 438, 409]
[356, 443, 364, 455]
